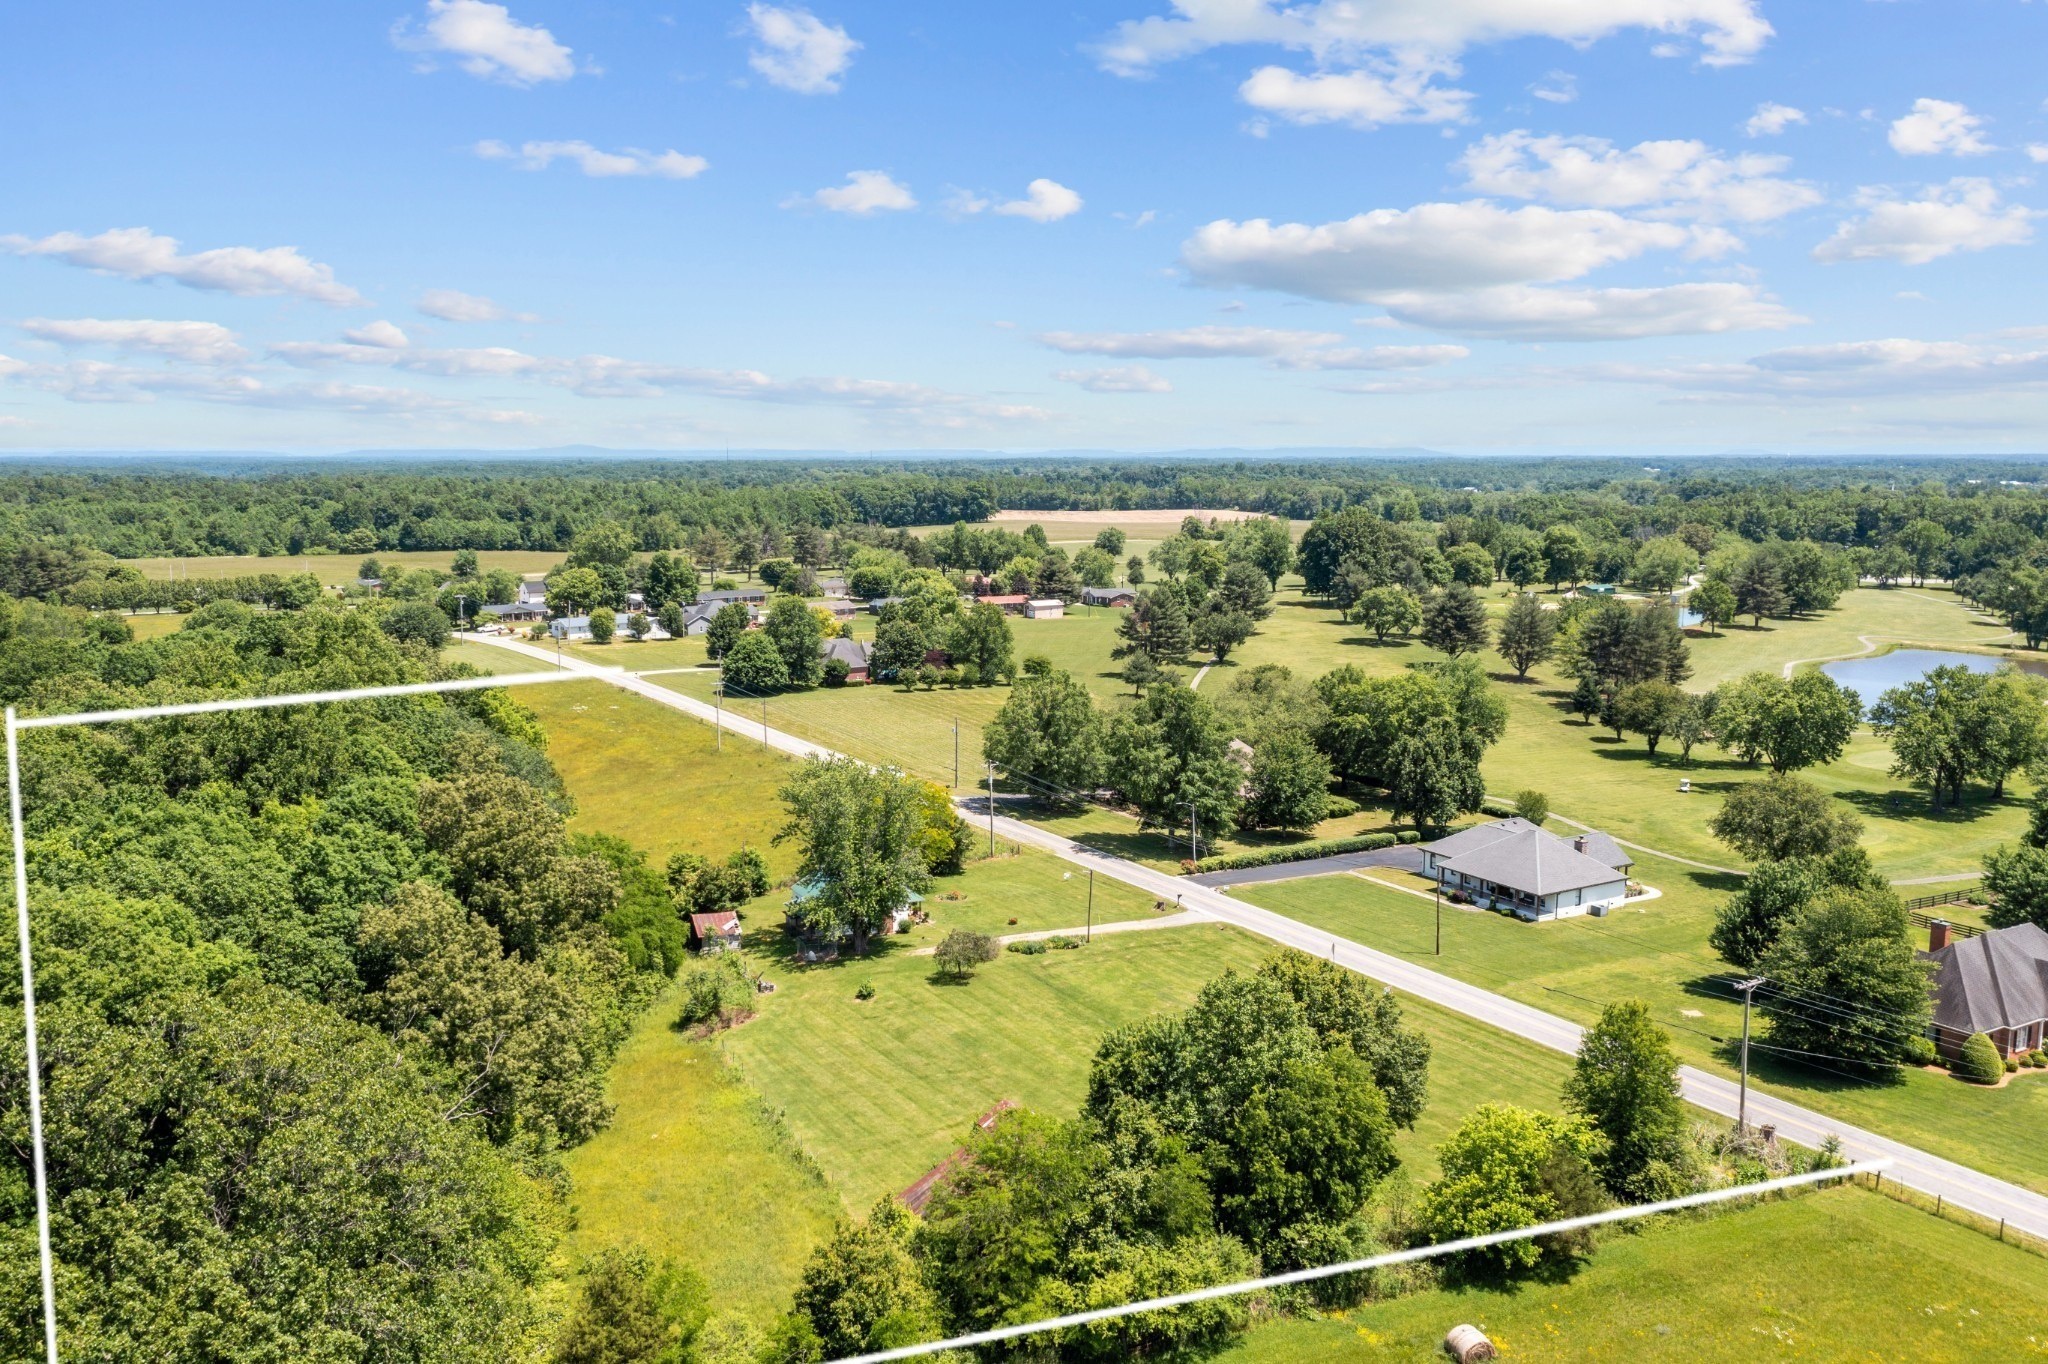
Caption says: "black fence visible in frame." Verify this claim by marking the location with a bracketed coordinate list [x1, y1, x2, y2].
[1908, 907, 1983, 940]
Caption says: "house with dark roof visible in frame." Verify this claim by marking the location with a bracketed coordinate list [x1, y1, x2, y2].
[1081, 585, 1137, 608]
[701, 586, 768, 606]
[822, 636, 871, 682]
[483, 601, 548, 623]
[1420, 817, 1634, 921]
[1923, 920, 2048, 1060]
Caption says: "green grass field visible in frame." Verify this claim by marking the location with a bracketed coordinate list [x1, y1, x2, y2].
[717, 919, 1589, 1208]
[1220, 1184, 2048, 1364]
[558, 977, 842, 1323]
[1236, 863, 2048, 1195]
[512, 678, 803, 875]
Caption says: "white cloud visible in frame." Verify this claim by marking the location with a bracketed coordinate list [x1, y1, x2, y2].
[417, 288, 531, 322]
[393, 0, 576, 85]
[1, 227, 365, 306]
[343, 320, 411, 349]
[1054, 365, 1174, 392]
[1365, 282, 1802, 339]
[745, 4, 859, 94]
[1457, 132, 1822, 222]
[1037, 325, 1344, 358]
[1531, 70, 1577, 105]
[1276, 343, 1469, 370]
[995, 179, 1084, 222]
[1745, 102, 1806, 137]
[1181, 201, 1690, 299]
[1177, 197, 1802, 338]
[1813, 179, 2035, 265]
[1590, 337, 2048, 399]
[0, 354, 264, 404]
[19, 318, 246, 364]
[1091, 0, 1772, 77]
[1237, 62, 1471, 129]
[473, 139, 708, 179]
[272, 339, 547, 377]
[2028, 145, 2048, 164]
[792, 170, 916, 215]
[1889, 98, 1992, 156]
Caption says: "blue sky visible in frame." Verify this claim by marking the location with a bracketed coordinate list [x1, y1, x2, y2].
[3, 0, 2046, 454]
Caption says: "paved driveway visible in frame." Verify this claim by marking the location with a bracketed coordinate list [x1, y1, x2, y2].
[1187, 844, 1428, 887]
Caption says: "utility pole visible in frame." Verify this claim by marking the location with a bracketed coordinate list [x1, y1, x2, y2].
[1434, 880, 1442, 956]
[1178, 799, 1199, 862]
[714, 683, 723, 753]
[953, 716, 959, 790]
[761, 695, 768, 750]
[1734, 977, 1765, 1134]
[1086, 868, 1095, 942]
[985, 762, 998, 858]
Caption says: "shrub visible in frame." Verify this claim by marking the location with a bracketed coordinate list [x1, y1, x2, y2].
[855, 980, 875, 1001]
[676, 959, 755, 1032]
[1479, 796, 1519, 818]
[1903, 1035, 1939, 1067]
[1187, 830, 1424, 875]
[2008, 1058, 2022, 1074]
[1513, 789, 1550, 824]
[2031, 1051, 2046, 1068]
[1006, 940, 1048, 956]
[823, 657, 852, 686]
[1322, 795, 1362, 820]
[1021, 654, 1053, 676]
[1045, 935, 1083, 950]
[1956, 1032, 2004, 1084]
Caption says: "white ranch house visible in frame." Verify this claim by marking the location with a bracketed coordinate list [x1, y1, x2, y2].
[1420, 818, 1633, 921]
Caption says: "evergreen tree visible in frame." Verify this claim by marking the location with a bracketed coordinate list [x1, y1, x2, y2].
[1419, 583, 1490, 657]
[1496, 593, 1557, 678]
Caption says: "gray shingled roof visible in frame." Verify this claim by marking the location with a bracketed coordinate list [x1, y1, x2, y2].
[1423, 818, 1631, 897]
[822, 637, 870, 669]
[1928, 922, 2048, 1037]
[1423, 818, 1631, 871]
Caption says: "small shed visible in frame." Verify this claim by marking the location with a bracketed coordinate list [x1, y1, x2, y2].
[975, 593, 1030, 614]
[690, 911, 741, 954]
[1025, 598, 1065, 619]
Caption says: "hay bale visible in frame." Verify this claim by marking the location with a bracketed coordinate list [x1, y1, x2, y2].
[1445, 1323, 1497, 1363]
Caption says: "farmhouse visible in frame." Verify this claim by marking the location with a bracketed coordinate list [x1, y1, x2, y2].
[1420, 818, 1633, 921]
[516, 578, 547, 604]
[701, 586, 768, 607]
[484, 601, 548, 623]
[549, 615, 594, 642]
[787, 878, 925, 937]
[1025, 598, 1065, 619]
[1081, 586, 1137, 607]
[689, 911, 742, 954]
[822, 636, 871, 682]
[1923, 920, 2048, 1060]
[809, 598, 860, 622]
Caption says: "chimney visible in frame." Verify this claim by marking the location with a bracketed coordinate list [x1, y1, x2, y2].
[1929, 919, 1952, 953]
[1573, 835, 1589, 854]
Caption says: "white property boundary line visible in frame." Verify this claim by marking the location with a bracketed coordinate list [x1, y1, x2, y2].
[6, 667, 596, 1364]
[826, 1160, 1893, 1364]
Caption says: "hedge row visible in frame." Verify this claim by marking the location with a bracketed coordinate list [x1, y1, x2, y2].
[1479, 796, 1520, 818]
[1187, 829, 1424, 875]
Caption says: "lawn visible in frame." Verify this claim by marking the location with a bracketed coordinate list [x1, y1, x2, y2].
[1236, 863, 2048, 1195]
[717, 919, 1587, 1209]
[1219, 1183, 2048, 1364]
[511, 678, 804, 875]
[557, 977, 842, 1324]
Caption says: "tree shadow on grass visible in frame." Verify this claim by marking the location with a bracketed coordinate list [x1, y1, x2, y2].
[1834, 787, 2013, 829]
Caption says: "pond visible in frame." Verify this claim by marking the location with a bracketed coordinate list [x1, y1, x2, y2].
[1820, 648, 2007, 699]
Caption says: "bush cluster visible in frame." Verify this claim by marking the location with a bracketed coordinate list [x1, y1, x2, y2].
[1188, 830, 1424, 875]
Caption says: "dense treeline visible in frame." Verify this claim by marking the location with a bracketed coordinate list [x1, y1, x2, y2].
[5, 456, 2048, 570]
[0, 597, 688, 1360]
